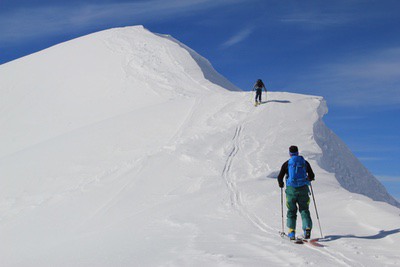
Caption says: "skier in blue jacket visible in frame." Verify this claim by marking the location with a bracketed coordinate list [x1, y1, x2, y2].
[277, 145, 315, 240]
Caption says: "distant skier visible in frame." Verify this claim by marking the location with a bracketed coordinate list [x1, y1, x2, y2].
[252, 79, 267, 106]
[277, 145, 315, 240]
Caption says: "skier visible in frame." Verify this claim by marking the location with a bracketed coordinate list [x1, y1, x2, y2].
[252, 79, 267, 106]
[277, 145, 315, 240]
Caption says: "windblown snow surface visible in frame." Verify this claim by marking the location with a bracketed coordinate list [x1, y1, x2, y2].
[1, 26, 399, 266]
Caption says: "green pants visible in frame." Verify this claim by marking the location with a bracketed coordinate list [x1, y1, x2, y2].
[286, 185, 312, 230]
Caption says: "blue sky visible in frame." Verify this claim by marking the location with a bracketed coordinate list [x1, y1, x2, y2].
[1, 0, 399, 200]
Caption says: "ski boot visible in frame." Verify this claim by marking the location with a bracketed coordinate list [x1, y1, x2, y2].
[288, 229, 296, 240]
[304, 228, 311, 239]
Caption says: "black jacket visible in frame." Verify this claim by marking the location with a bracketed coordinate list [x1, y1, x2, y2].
[277, 158, 315, 188]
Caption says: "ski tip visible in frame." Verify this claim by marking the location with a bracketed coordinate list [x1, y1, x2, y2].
[291, 237, 304, 244]
[303, 238, 325, 247]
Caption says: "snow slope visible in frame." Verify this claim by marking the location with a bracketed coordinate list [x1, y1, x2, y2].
[0, 26, 399, 266]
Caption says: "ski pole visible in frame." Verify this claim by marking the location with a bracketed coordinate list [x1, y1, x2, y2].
[280, 187, 284, 234]
[309, 183, 324, 238]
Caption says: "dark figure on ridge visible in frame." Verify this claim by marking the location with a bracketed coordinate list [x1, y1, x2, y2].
[252, 79, 267, 106]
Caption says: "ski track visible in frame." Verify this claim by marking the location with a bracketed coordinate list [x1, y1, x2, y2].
[222, 125, 275, 233]
[222, 125, 243, 210]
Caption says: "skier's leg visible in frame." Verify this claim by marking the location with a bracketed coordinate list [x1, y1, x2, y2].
[285, 187, 298, 230]
[257, 90, 262, 102]
[298, 186, 312, 231]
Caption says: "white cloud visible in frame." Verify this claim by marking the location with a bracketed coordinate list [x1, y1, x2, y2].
[298, 47, 400, 107]
[376, 175, 400, 183]
[358, 157, 388, 162]
[221, 26, 254, 48]
[0, 0, 244, 45]
[277, 2, 384, 30]
[280, 11, 353, 28]
[327, 48, 400, 81]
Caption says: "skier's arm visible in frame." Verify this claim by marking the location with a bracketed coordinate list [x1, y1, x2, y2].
[277, 161, 288, 187]
[306, 161, 315, 181]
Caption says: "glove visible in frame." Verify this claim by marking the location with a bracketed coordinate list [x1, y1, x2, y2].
[307, 176, 314, 181]
[279, 181, 284, 188]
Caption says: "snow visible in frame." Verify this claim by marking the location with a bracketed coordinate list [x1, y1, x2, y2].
[0, 26, 399, 266]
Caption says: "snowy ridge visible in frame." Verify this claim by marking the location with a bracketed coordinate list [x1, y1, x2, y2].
[0, 26, 399, 266]
[157, 33, 241, 92]
[314, 100, 399, 207]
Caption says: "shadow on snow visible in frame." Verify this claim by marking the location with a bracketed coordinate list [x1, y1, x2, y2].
[322, 228, 400, 242]
[260, 100, 291, 104]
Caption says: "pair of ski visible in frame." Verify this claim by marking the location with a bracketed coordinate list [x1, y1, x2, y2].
[279, 231, 323, 247]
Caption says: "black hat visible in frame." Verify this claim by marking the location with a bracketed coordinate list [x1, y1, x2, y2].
[289, 145, 299, 155]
